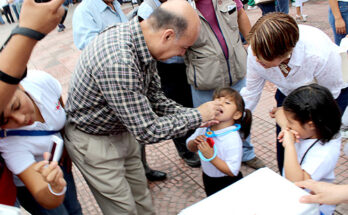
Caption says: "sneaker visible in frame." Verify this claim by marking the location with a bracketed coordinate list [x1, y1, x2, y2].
[295, 14, 308, 22]
[243, 157, 265, 169]
[247, 5, 258, 10]
[179, 151, 201, 168]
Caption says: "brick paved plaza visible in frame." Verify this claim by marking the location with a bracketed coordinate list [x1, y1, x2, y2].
[0, 1, 347, 214]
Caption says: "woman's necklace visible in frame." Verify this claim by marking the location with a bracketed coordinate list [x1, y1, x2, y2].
[279, 63, 290, 75]
[278, 55, 292, 77]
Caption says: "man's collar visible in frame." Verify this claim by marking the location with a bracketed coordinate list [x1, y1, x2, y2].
[129, 17, 155, 66]
[94, 0, 112, 13]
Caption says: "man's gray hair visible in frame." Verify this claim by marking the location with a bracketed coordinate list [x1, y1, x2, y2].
[148, 7, 188, 38]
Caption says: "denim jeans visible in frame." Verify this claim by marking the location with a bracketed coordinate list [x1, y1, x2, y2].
[329, 1, 348, 45]
[0, 15, 4, 24]
[190, 78, 256, 162]
[258, 2, 276, 15]
[275, 0, 289, 14]
[17, 164, 82, 215]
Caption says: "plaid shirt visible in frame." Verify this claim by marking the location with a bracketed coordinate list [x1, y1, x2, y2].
[66, 18, 202, 144]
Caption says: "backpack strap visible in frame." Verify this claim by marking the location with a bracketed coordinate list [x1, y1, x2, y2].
[0, 130, 60, 138]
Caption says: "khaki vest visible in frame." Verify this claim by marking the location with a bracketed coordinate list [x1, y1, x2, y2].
[185, 0, 247, 90]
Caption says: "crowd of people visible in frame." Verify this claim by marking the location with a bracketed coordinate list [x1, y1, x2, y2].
[0, 0, 347, 215]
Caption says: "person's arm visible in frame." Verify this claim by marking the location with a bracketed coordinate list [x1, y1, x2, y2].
[275, 107, 287, 128]
[0, 0, 64, 112]
[187, 134, 205, 152]
[198, 140, 235, 176]
[296, 180, 348, 205]
[98, 63, 221, 144]
[282, 130, 311, 182]
[239, 48, 266, 111]
[18, 153, 66, 209]
[329, 0, 346, 35]
[237, 8, 251, 44]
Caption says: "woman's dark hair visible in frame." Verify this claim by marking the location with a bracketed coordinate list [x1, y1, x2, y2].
[283, 84, 342, 143]
[213, 87, 252, 140]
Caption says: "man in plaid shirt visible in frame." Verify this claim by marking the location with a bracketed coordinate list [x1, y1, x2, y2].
[64, 0, 223, 214]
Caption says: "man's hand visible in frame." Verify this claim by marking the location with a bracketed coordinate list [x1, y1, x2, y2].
[200, 119, 219, 127]
[295, 180, 348, 205]
[197, 100, 222, 122]
[20, 0, 65, 34]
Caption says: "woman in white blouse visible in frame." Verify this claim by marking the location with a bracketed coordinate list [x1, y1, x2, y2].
[240, 12, 348, 173]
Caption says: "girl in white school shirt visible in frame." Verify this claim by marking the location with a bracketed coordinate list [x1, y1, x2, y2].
[186, 87, 252, 196]
[0, 70, 82, 214]
[276, 84, 342, 215]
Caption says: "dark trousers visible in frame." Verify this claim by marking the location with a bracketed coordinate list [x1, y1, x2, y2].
[275, 87, 348, 173]
[157, 61, 194, 154]
[141, 61, 194, 170]
[203, 171, 243, 196]
[60, 6, 68, 25]
[2, 5, 14, 24]
[257, 2, 276, 16]
[17, 164, 82, 215]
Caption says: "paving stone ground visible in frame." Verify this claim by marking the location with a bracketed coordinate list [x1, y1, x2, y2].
[0, 1, 347, 214]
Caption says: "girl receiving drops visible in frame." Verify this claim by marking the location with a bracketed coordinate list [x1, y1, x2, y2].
[186, 87, 252, 196]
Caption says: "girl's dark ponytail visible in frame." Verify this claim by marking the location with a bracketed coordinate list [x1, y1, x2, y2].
[240, 109, 252, 140]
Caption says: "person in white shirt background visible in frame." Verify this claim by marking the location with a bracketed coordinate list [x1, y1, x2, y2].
[275, 84, 342, 215]
[240, 12, 348, 174]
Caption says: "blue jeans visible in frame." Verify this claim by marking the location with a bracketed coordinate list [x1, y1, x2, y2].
[275, 0, 289, 14]
[329, 1, 348, 45]
[17, 164, 82, 215]
[0, 14, 4, 24]
[258, 2, 276, 15]
[190, 78, 256, 162]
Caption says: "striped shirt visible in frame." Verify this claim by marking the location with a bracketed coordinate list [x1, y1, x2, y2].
[66, 17, 202, 144]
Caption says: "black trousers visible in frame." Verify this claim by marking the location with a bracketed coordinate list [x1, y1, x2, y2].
[141, 61, 194, 170]
[157, 61, 194, 153]
[203, 171, 243, 196]
[2, 5, 14, 24]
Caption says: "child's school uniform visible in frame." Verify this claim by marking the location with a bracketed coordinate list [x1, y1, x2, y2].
[283, 137, 341, 215]
[186, 125, 243, 196]
[0, 70, 82, 214]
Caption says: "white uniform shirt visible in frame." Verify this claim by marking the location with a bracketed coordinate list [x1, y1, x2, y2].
[0, 70, 65, 186]
[241, 25, 348, 111]
[186, 125, 243, 177]
[283, 137, 341, 215]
